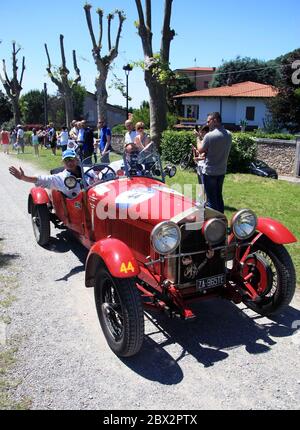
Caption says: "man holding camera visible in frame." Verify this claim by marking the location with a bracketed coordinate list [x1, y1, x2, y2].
[195, 112, 231, 213]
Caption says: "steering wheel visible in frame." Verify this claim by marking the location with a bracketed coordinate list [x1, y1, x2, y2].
[83, 164, 117, 183]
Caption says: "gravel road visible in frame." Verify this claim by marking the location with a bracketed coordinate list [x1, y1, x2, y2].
[1, 152, 300, 410]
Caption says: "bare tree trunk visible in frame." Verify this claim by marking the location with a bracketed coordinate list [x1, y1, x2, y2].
[145, 71, 167, 145]
[95, 67, 109, 120]
[11, 97, 21, 125]
[0, 42, 25, 125]
[64, 86, 74, 127]
[135, 0, 175, 149]
[84, 5, 125, 123]
[44, 35, 81, 126]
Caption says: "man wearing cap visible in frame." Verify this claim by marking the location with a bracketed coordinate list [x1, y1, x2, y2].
[9, 149, 97, 199]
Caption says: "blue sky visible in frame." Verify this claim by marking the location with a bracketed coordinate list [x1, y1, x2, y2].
[0, 0, 299, 108]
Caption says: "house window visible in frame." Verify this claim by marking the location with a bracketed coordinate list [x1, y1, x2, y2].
[246, 106, 255, 121]
[186, 105, 199, 119]
[203, 81, 209, 89]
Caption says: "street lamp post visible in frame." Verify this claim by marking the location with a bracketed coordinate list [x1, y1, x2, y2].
[43, 83, 48, 126]
[123, 64, 133, 120]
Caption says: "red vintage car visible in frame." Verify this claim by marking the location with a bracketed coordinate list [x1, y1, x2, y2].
[27, 150, 297, 357]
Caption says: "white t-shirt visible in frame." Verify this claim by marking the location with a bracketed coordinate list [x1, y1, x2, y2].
[124, 130, 137, 145]
[60, 131, 69, 145]
[17, 129, 24, 139]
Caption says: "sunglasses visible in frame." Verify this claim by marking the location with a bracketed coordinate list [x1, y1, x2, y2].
[137, 127, 144, 130]
[64, 157, 76, 162]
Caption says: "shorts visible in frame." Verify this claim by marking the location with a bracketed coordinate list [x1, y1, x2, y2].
[50, 140, 57, 149]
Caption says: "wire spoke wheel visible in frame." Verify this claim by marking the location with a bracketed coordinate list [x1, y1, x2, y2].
[94, 266, 144, 357]
[101, 281, 124, 341]
[242, 236, 296, 316]
[31, 203, 50, 246]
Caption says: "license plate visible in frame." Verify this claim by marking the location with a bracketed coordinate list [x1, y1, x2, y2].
[196, 273, 226, 291]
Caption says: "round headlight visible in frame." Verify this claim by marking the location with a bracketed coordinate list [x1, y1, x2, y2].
[232, 209, 257, 240]
[151, 221, 181, 255]
[203, 218, 227, 245]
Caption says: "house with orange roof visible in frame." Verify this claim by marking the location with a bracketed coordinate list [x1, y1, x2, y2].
[174, 67, 216, 90]
[174, 81, 278, 130]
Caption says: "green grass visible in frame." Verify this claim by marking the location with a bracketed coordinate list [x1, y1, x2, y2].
[7, 147, 300, 285]
[0, 241, 30, 410]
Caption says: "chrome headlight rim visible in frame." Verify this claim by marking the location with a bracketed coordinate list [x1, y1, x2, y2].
[150, 221, 181, 256]
[203, 218, 227, 245]
[231, 209, 257, 240]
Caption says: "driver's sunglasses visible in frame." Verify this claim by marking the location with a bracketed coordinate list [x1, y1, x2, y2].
[64, 157, 76, 162]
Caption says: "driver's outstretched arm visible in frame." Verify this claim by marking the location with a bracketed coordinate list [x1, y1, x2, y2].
[9, 166, 38, 184]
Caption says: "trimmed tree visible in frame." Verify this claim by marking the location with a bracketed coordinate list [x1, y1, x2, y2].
[45, 34, 81, 126]
[84, 4, 126, 122]
[135, 0, 175, 149]
[0, 42, 25, 125]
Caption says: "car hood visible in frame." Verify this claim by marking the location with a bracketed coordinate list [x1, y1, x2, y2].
[88, 177, 199, 227]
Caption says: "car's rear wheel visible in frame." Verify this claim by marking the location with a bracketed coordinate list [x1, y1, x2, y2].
[31, 203, 50, 246]
[242, 236, 296, 316]
[94, 267, 144, 357]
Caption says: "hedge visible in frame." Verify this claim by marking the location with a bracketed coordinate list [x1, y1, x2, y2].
[161, 130, 257, 173]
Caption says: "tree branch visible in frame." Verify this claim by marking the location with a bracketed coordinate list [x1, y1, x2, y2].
[135, 0, 153, 57]
[44, 43, 52, 69]
[71, 50, 81, 88]
[113, 11, 126, 54]
[107, 13, 113, 51]
[60, 34, 67, 70]
[19, 56, 25, 87]
[84, 4, 99, 55]
[160, 0, 175, 63]
[97, 8, 104, 49]
[2, 59, 11, 86]
[145, 0, 152, 31]
[44, 43, 63, 90]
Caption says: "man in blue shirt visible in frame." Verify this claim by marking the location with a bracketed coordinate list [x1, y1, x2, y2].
[97, 119, 111, 163]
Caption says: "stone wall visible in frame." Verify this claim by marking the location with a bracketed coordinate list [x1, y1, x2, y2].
[111, 134, 125, 154]
[255, 138, 300, 177]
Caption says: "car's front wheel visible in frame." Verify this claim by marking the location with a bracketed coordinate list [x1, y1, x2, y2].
[242, 236, 296, 316]
[31, 203, 50, 246]
[94, 267, 144, 357]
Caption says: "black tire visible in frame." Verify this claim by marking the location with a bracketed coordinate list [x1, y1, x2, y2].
[94, 267, 144, 357]
[242, 236, 296, 316]
[31, 204, 50, 246]
[179, 153, 191, 170]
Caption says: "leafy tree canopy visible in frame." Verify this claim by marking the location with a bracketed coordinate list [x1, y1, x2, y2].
[0, 90, 13, 124]
[211, 56, 280, 87]
[268, 48, 300, 132]
[19, 90, 44, 124]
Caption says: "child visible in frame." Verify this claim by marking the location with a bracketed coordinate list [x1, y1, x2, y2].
[194, 125, 209, 184]
[32, 128, 39, 157]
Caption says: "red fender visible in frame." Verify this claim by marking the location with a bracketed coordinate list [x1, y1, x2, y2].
[28, 188, 50, 213]
[85, 238, 140, 286]
[256, 217, 297, 244]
